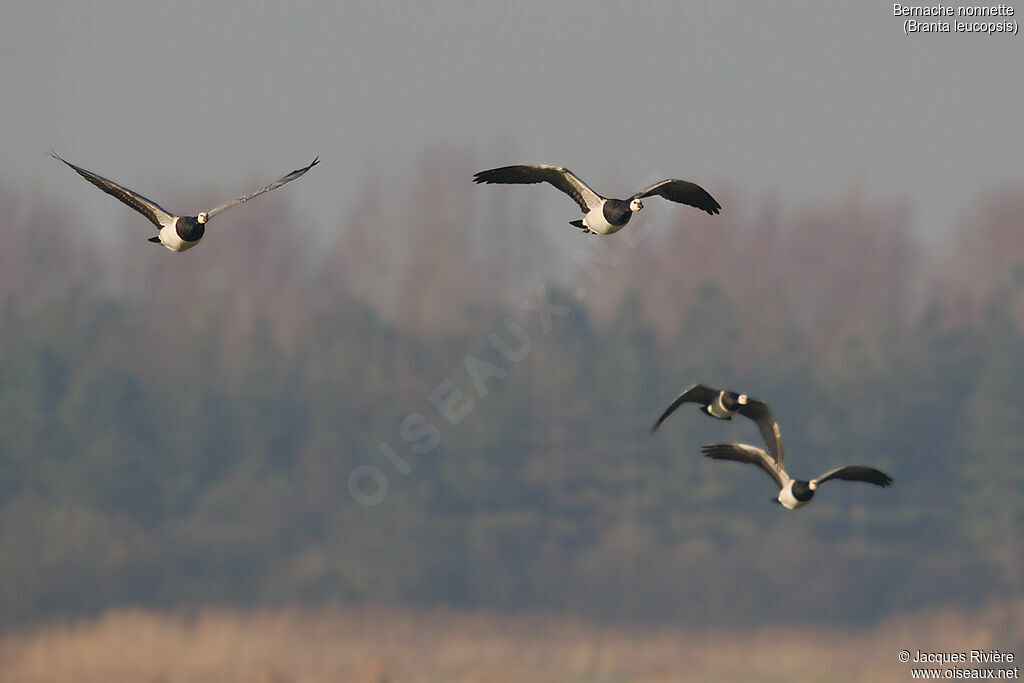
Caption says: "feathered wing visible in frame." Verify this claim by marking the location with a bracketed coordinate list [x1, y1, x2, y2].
[472, 164, 603, 214]
[812, 466, 893, 488]
[52, 153, 175, 229]
[736, 399, 785, 468]
[701, 443, 786, 490]
[651, 384, 719, 433]
[204, 157, 320, 220]
[631, 179, 721, 215]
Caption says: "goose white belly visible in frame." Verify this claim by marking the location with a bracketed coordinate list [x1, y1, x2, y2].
[777, 481, 809, 510]
[583, 203, 624, 235]
[158, 218, 200, 252]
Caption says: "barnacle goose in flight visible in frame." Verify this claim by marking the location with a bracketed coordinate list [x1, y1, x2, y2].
[651, 383, 785, 468]
[652, 384, 892, 509]
[472, 164, 720, 235]
[53, 153, 319, 252]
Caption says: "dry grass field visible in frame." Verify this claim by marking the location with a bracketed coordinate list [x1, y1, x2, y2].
[1, 600, 1022, 683]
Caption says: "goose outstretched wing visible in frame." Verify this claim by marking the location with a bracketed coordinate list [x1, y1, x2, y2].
[53, 153, 175, 229]
[812, 466, 893, 488]
[736, 399, 785, 468]
[473, 164, 603, 214]
[631, 179, 721, 215]
[650, 384, 720, 433]
[700, 443, 787, 490]
[204, 157, 319, 220]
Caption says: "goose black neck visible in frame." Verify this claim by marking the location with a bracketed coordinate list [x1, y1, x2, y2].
[177, 216, 206, 242]
[602, 199, 633, 226]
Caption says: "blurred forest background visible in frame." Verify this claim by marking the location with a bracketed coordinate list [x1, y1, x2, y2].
[0, 151, 1022, 640]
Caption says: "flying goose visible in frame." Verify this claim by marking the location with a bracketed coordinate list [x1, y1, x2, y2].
[700, 443, 893, 510]
[652, 386, 892, 509]
[472, 164, 720, 235]
[53, 153, 319, 252]
[651, 384, 784, 467]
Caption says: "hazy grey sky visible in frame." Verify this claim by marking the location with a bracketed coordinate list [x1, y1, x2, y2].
[2, 1, 1020, 237]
